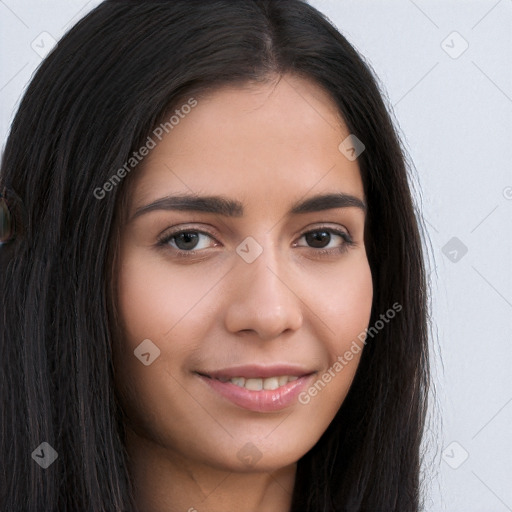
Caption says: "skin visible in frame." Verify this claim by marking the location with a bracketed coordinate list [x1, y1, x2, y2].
[112, 73, 373, 512]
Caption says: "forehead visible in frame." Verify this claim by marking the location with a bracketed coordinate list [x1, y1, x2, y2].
[130, 74, 364, 212]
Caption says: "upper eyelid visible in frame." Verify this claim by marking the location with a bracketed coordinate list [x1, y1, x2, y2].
[161, 223, 350, 235]
[158, 225, 219, 242]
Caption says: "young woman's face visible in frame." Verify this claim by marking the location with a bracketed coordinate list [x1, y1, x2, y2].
[113, 74, 373, 473]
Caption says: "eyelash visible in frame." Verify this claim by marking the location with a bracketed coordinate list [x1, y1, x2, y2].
[156, 225, 355, 260]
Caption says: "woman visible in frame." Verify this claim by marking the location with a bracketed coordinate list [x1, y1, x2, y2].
[0, 1, 431, 510]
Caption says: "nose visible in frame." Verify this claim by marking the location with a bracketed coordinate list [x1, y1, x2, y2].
[223, 241, 304, 340]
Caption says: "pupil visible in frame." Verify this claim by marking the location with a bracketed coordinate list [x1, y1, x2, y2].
[306, 231, 330, 248]
[176, 232, 199, 250]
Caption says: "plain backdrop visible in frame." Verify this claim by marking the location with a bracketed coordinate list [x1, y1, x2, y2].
[1, 1, 511, 511]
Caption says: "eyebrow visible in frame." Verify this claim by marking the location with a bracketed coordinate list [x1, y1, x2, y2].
[130, 192, 367, 222]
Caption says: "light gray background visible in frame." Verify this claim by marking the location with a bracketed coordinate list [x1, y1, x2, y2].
[1, 1, 511, 511]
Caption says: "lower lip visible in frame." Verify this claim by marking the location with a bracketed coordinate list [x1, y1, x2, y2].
[198, 374, 314, 413]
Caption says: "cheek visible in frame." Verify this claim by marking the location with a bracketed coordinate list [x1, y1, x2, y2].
[308, 253, 373, 352]
[297, 255, 373, 407]
[115, 246, 221, 343]
[336, 259, 373, 343]
[112, 247, 220, 424]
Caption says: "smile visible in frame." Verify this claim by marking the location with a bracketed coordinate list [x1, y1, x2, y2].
[195, 366, 317, 412]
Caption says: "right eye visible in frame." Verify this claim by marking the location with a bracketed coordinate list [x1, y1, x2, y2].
[157, 228, 221, 256]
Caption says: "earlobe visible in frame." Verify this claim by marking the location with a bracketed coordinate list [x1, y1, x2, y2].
[0, 190, 15, 244]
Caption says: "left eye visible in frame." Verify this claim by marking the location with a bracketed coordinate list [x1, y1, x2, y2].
[296, 228, 352, 250]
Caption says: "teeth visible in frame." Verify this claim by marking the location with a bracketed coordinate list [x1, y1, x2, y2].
[245, 378, 263, 391]
[278, 375, 289, 386]
[221, 375, 300, 391]
[230, 377, 245, 387]
[263, 377, 279, 390]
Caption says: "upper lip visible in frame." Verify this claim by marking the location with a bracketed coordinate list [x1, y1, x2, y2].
[197, 364, 317, 380]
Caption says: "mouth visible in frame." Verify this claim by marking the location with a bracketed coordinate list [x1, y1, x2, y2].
[194, 365, 317, 412]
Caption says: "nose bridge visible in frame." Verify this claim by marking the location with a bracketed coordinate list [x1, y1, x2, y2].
[223, 233, 303, 339]
[246, 239, 287, 301]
